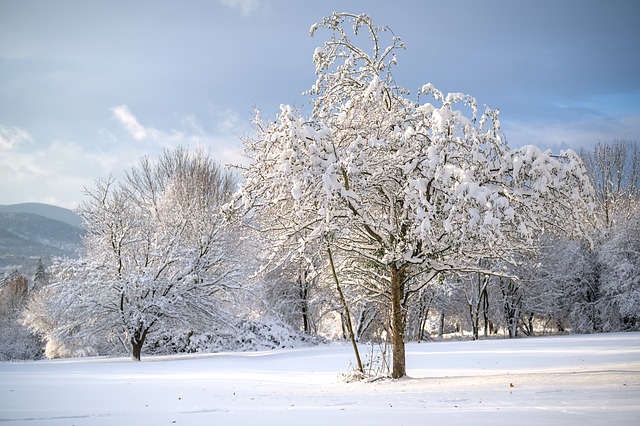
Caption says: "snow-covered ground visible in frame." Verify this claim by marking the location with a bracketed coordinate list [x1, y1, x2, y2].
[1, 332, 639, 425]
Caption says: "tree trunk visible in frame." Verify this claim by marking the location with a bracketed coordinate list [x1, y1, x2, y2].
[327, 247, 363, 374]
[390, 263, 406, 379]
[131, 327, 148, 361]
[500, 278, 521, 339]
[418, 303, 429, 342]
[132, 340, 143, 361]
[481, 282, 490, 337]
[298, 274, 310, 334]
[556, 318, 565, 333]
[469, 300, 479, 340]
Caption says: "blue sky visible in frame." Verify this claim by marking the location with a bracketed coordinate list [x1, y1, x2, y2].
[1, 0, 639, 209]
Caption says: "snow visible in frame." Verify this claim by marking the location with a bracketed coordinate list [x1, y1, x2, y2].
[1, 333, 639, 425]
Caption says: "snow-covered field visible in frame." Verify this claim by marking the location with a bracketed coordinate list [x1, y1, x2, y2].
[1, 333, 639, 425]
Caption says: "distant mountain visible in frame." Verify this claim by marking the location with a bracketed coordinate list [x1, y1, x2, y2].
[0, 204, 84, 271]
[0, 203, 83, 229]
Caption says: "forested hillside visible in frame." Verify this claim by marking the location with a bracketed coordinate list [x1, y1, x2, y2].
[0, 205, 83, 270]
[0, 203, 83, 228]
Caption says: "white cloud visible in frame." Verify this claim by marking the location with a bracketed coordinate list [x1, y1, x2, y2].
[0, 138, 109, 209]
[218, 145, 248, 168]
[98, 127, 119, 144]
[111, 105, 153, 141]
[212, 107, 242, 133]
[1, 105, 247, 208]
[183, 114, 205, 134]
[111, 104, 188, 148]
[503, 113, 640, 152]
[0, 125, 33, 151]
[219, 0, 261, 16]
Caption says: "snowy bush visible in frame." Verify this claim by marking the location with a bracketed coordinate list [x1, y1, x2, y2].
[229, 318, 323, 351]
[0, 316, 43, 361]
[147, 318, 322, 355]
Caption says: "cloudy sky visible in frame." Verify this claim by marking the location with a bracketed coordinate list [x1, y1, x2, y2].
[1, 0, 639, 209]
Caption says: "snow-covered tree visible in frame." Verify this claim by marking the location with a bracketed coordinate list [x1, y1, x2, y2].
[597, 210, 640, 330]
[0, 271, 42, 360]
[460, 269, 492, 340]
[258, 245, 329, 335]
[581, 139, 639, 228]
[33, 258, 48, 290]
[516, 234, 598, 333]
[0, 270, 28, 316]
[232, 13, 593, 378]
[23, 147, 241, 360]
[574, 140, 640, 331]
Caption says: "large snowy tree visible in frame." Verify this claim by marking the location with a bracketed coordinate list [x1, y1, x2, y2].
[232, 13, 594, 378]
[24, 147, 240, 360]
